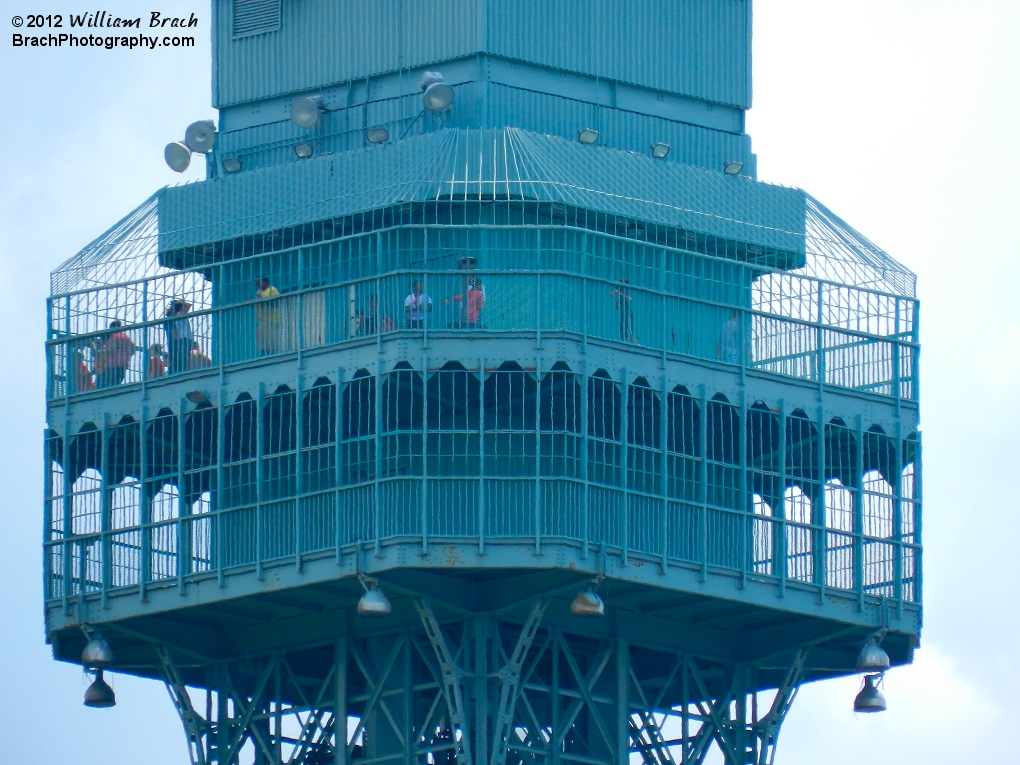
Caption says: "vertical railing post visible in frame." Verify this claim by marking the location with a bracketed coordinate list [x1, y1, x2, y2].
[335, 638, 348, 765]
[620, 367, 628, 566]
[853, 417, 866, 608]
[816, 281, 826, 395]
[892, 297, 902, 408]
[139, 403, 150, 600]
[534, 356, 542, 555]
[295, 373, 304, 571]
[141, 280, 149, 386]
[535, 271, 542, 349]
[580, 359, 589, 559]
[335, 367, 345, 563]
[478, 358, 486, 555]
[777, 401, 787, 596]
[737, 392, 747, 589]
[659, 373, 669, 572]
[421, 359, 429, 556]
[892, 425, 904, 615]
[101, 415, 111, 607]
[216, 390, 226, 587]
[698, 386, 708, 582]
[177, 395, 189, 593]
[815, 404, 827, 599]
[256, 382, 265, 580]
[374, 360, 383, 557]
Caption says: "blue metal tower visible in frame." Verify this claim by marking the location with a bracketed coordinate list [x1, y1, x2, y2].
[44, 2, 920, 763]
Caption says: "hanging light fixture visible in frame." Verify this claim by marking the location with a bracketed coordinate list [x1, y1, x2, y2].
[570, 581, 605, 616]
[84, 669, 116, 708]
[420, 71, 455, 112]
[577, 128, 599, 145]
[81, 638, 114, 669]
[853, 674, 887, 713]
[856, 635, 891, 673]
[184, 120, 217, 154]
[357, 579, 391, 616]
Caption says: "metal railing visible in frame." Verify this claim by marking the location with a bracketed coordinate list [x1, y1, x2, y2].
[46, 268, 918, 402]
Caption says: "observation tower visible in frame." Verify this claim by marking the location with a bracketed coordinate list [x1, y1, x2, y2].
[44, 2, 921, 763]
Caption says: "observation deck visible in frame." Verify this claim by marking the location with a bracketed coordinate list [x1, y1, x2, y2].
[44, 130, 921, 685]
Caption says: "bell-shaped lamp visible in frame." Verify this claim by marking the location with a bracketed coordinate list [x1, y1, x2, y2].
[357, 580, 392, 616]
[570, 583, 605, 616]
[82, 638, 114, 669]
[84, 670, 116, 708]
[164, 141, 191, 173]
[853, 674, 887, 713]
[856, 636, 891, 673]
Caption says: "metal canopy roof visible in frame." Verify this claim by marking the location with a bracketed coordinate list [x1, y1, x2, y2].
[50, 128, 915, 298]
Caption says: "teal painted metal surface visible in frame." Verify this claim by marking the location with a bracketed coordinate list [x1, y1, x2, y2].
[44, 3, 922, 762]
[213, 0, 750, 109]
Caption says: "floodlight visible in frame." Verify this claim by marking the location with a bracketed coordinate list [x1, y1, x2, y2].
[853, 674, 887, 713]
[457, 256, 477, 270]
[81, 638, 114, 669]
[723, 161, 743, 175]
[294, 142, 314, 159]
[357, 580, 391, 616]
[164, 142, 191, 173]
[365, 127, 390, 144]
[570, 583, 605, 616]
[291, 96, 324, 129]
[651, 142, 670, 159]
[84, 670, 116, 708]
[222, 157, 242, 173]
[184, 120, 217, 153]
[856, 636, 891, 673]
[577, 129, 599, 145]
[423, 82, 455, 112]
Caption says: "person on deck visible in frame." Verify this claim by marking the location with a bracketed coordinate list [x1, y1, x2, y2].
[717, 309, 747, 364]
[255, 276, 281, 355]
[147, 343, 166, 379]
[610, 278, 634, 342]
[73, 349, 95, 393]
[442, 277, 485, 327]
[95, 320, 138, 388]
[404, 280, 432, 329]
[164, 299, 194, 374]
[189, 341, 212, 370]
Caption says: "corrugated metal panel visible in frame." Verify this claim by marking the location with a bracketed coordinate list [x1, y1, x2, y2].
[487, 0, 750, 108]
[159, 127, 801, 253]
[215, 0, 478, 106]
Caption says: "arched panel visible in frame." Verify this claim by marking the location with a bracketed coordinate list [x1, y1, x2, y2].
[484, 362, 537, 432]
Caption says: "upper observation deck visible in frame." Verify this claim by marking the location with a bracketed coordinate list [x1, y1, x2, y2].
[47, 129, 917, 408]
[43, 131, 921, 665]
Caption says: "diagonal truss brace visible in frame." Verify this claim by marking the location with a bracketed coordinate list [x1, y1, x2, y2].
[490, 600, 548, 765]
[414, 599, 473, 765]
[158, 646, 209, 765]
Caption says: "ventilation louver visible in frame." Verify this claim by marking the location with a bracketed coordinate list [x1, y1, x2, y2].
[233, 0, 281, 38]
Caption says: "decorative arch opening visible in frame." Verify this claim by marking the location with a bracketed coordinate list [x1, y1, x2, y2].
[427, 361, 480, 477]
[627, 377, 661, 495]
[539, 361, 581, 479]
[342, 370, 375, 485]
[587, 370, 621, 487]
[484, 361, 537, 479]
[382, 362, 423, 478]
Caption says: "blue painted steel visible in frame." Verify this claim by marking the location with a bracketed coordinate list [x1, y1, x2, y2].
[42, 3, 922, 761]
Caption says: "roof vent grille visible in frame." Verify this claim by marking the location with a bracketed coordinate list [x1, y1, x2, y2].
[233, 0, 281, 38]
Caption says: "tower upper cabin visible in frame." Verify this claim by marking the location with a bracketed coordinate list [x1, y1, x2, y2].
[211, 0, 754, 176]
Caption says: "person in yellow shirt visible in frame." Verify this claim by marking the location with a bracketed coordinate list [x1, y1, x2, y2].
[255, 276, 281, 355]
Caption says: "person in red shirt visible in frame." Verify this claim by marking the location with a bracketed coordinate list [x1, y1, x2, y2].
[73, 349, 95, 393]
[95, 320, 138, 388]
[443, 277, 485, 327]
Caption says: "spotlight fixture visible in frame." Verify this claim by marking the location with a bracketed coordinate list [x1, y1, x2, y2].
[577, 128, 600, 145]
[291, 95, 324, 129]
[365, 127, 390, 144]
[423, 82, 454, 112]
[651, 142, 670, 159]
[456, 256, 477, 271]
[570, 581, 605, 616]
[184, 120, 217, 153]
[185, 391, 210, 405]
[853, 674, 887, 713]
[723, 161, 743, 175]
[82, 637, 114, 669]
[84, 669, 116, 708]
[164, 141, 192, 173]
[357, 579, 392, 616]
[222, 157, 242, 174]
[856, 635, 891, 673]
[294, 142, 314, 159]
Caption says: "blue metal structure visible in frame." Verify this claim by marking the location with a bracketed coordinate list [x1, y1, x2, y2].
[44, 2, 921, 764]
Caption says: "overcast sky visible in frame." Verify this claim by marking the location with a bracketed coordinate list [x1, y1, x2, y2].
[1, 1, 1017, 762]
